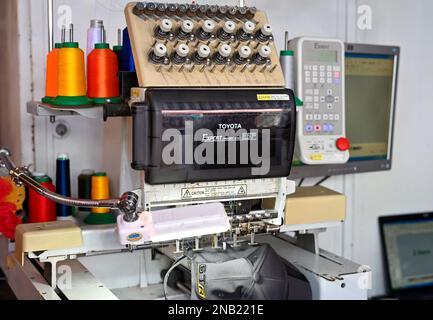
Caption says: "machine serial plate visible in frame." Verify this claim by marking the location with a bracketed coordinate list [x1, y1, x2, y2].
[181, 184, 247, 200]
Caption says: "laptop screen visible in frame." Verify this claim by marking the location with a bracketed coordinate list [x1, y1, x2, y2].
[381, 216, 433, 291]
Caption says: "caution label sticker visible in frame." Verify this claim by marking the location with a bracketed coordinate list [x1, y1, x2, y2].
[257, 94, 290, 101]
[181, 184, 248, 199]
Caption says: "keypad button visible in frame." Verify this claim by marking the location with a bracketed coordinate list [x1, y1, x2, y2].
[333, 66, 341, 71]
[327, 78, 332, 84]
[334, 96, 340, 102]
[326, 89, 333, 95]
[313, 89, 319, 95]
[334, 114, 340, 120]
[306, 89, 313, 95]
[306, 114, 313, 120]
[313, 65, 318, 71]
[314, 124, 321, 132]
[305, 103, 313, 109]
[323, 114, 329, 120]
[305, 71, 311, 77]
[313, 77, 318, 83]
[329, 114, 334, 120]
[325, 95, 334, 103]
[334, 71, 341, 78]
[305, 96, 313, 102]
[320, 78, 325, 84]
[305, 124, 314, 132]
[327, 65, 332, 71]
[313, 96, 319, 102]
[313, 103, 319, 109]
[314, 114, 321, 120]
[306, 78, 311, 83]
[320, 65, 325, 71]
[320, 96, 325, 102]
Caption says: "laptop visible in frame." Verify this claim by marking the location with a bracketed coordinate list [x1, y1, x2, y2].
[379, 212, 433, 299]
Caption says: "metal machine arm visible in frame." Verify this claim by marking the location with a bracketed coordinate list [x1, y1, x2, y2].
[0, 147, 138, 218]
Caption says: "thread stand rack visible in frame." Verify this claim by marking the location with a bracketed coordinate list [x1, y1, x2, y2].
[27, 101, 104, 119]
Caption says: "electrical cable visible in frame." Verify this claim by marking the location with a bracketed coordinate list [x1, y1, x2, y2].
[163, 255, 188, 300]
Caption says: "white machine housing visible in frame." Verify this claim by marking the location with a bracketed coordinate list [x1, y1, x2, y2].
[289, 37, 349, 165]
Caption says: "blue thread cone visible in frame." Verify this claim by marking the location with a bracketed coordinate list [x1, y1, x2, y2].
[56, 153, 72, 218]
[120, 27, 136, 72]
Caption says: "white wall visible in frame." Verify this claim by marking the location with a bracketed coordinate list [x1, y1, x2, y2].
[14, 0, 433, 297]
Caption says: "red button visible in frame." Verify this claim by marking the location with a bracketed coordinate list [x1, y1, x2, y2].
[336, 137, 350, 151]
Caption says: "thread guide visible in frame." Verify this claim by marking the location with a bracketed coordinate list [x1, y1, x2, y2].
[125, 2, 285, 88]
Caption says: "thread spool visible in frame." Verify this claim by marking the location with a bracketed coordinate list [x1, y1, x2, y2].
[120, 27, 136, 72]
[113, 29, 123, 66]
[280, 49, 294, 89]
[53, 25, 92, 106]
[87, 43, 122, 104]
[42, 43, 62, 104]
[28, 173, 56, 223]
[85, 172, 116, 225]
[86, 20, 104, 56]
[78, 169, 94, 212]
[56, 153, 72, 219]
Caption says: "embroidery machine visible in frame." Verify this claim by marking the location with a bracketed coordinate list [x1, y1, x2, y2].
[0, 2, 370, 300]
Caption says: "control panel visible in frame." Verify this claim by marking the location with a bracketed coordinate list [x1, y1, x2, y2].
[289, 37, 349, 164]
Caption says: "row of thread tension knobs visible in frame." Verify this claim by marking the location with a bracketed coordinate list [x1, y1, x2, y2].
[133, 2, 258, 21]
[144, 14, 275, 72]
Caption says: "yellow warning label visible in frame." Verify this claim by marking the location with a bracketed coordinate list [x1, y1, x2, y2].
[310, 154, 324, 161]
[257, 94, 290, 101]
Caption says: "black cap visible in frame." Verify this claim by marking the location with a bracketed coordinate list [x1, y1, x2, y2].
[190, 244, 292, 300]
